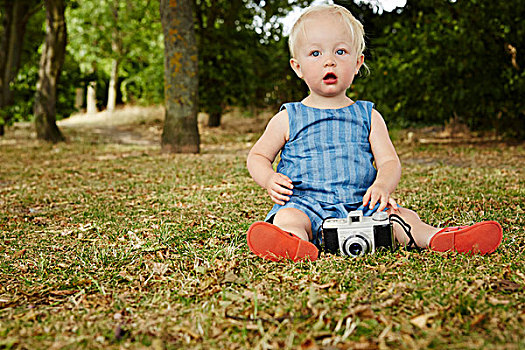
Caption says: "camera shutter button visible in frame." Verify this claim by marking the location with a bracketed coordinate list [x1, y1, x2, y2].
[372, 211, 388, 221]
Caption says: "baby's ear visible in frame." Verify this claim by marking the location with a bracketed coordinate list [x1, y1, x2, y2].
[290, 58, 303, 79]
[355, 55, 365, 75]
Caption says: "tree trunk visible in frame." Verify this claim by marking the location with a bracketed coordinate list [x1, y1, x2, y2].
[159, 0, 199, 153]
[107, 58, 119, 112]
[34, 0, 66, 142]
[0, 0, 40, 136]
[86, 81, 98, 114]
[107, 0, 121, 113]
[74, 87, 83, 110]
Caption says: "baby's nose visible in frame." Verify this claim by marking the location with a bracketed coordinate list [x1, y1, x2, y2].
[324, 56, 336, 67]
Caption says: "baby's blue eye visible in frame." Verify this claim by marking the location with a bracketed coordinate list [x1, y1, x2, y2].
[311, 51, 320, 57]
[336, 49, 346, 55]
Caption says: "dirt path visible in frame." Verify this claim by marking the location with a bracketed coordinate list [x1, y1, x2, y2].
[56, 106, 165, 145]
[3, 105, 271, 154]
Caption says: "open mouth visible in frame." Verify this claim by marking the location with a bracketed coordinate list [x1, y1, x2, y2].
[323, 72, 337, 82]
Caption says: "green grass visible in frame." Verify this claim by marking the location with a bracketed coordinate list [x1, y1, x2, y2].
[0, 116, 524, 349]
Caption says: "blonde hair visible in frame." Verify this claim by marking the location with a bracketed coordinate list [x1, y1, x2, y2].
[288, 4, 366, 60]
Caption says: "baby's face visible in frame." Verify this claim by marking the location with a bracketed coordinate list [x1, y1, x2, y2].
[290, 12, 363, 100]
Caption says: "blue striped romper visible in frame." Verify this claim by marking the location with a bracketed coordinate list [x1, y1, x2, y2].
[265, 101, 377, 243]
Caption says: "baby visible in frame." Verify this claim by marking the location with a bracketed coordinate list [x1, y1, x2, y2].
[246, 4, 502, 262]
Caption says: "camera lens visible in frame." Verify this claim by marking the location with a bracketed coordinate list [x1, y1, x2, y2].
[349, 242, 363, 256]
[342, 235, 370, 257]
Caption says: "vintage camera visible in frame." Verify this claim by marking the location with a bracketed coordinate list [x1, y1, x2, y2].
[322, 210, 395, 257]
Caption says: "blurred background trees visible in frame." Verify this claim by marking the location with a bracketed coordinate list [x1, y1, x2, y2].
[194, 0, 312, 127]
[349, 0, 524, 138]
[0, 0, 523, 141]
[0, 0, 41, 136]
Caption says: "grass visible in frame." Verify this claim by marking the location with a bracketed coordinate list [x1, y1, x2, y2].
[0, 108, 524, 349]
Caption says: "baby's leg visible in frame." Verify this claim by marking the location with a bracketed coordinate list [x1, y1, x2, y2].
[273, 208, 313, 241]
[387, 207, 502, 254]
[388, 207, 439, 248]
[247, 207, 318, 262]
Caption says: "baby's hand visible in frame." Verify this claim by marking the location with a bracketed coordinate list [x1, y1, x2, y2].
[363, 183, 398, 212]
[265, 173, 293, 205]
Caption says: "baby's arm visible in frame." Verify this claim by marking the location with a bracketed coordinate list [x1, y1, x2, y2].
[364, 109, 402, 211]
[247, 110, 293, 205]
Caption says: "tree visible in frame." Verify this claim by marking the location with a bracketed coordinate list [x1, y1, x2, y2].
[160, 0, 199, 153]
[67, 0, 164, 110]
[106, 0, 121, 113]
[34, 0, 67, 142]
[195, 0, 314, 127]
[353, 0, 524, 137]
[0, 0, 41, 136]
[67, 1, 109, 114]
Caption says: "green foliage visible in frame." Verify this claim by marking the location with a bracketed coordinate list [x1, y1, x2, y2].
[0, 3, 44, 126]
[56, 53, 84, 119]
[0, 2, 82, 124]
[120, 59, 164, 105]
[195, 0, 314, 124]
[7, 47, 83, 123]
[67, 0, 164, 106]
[251, 38, 310, 108]
[351, 0, 525, 138]
[3, 0, 523, 138]
[115, 1, 164, 104]
[3, 64, 38, 124]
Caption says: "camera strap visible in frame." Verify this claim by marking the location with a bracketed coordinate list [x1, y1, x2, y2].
[389, 214, 422, 250]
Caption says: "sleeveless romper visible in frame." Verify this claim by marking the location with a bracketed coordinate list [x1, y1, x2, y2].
[265, 101, 377, 243]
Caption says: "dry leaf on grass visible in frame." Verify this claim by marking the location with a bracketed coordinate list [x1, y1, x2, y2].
[300, 338, 318, 350]
[487, 296, 510, 305]
[491, 279, 522, 293]
[313, 280, 337, 289]
[50, 290, 78, 296]
[338, 340, 379, 350]
[242, 290, 266, 301]
[348, 304, 375, 319]
[118, 271, 133, 282]
[470, 314, 486, 327]
[151, 262, 168, 276]
[378, 293, 403, 308]
[13, 249, 27, 259]
[223, 271, 243, 284]
[410, 311, 439, 329]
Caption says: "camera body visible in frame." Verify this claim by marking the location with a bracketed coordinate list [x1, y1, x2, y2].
[322, 210, 395, 257]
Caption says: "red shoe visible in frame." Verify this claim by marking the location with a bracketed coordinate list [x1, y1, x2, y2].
[246, 222, 319, 262]
[429, 221, 502, 255]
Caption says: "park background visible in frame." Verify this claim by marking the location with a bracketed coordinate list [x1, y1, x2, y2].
[1, 0, 524, 349]
[1, 0, 523, 142]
